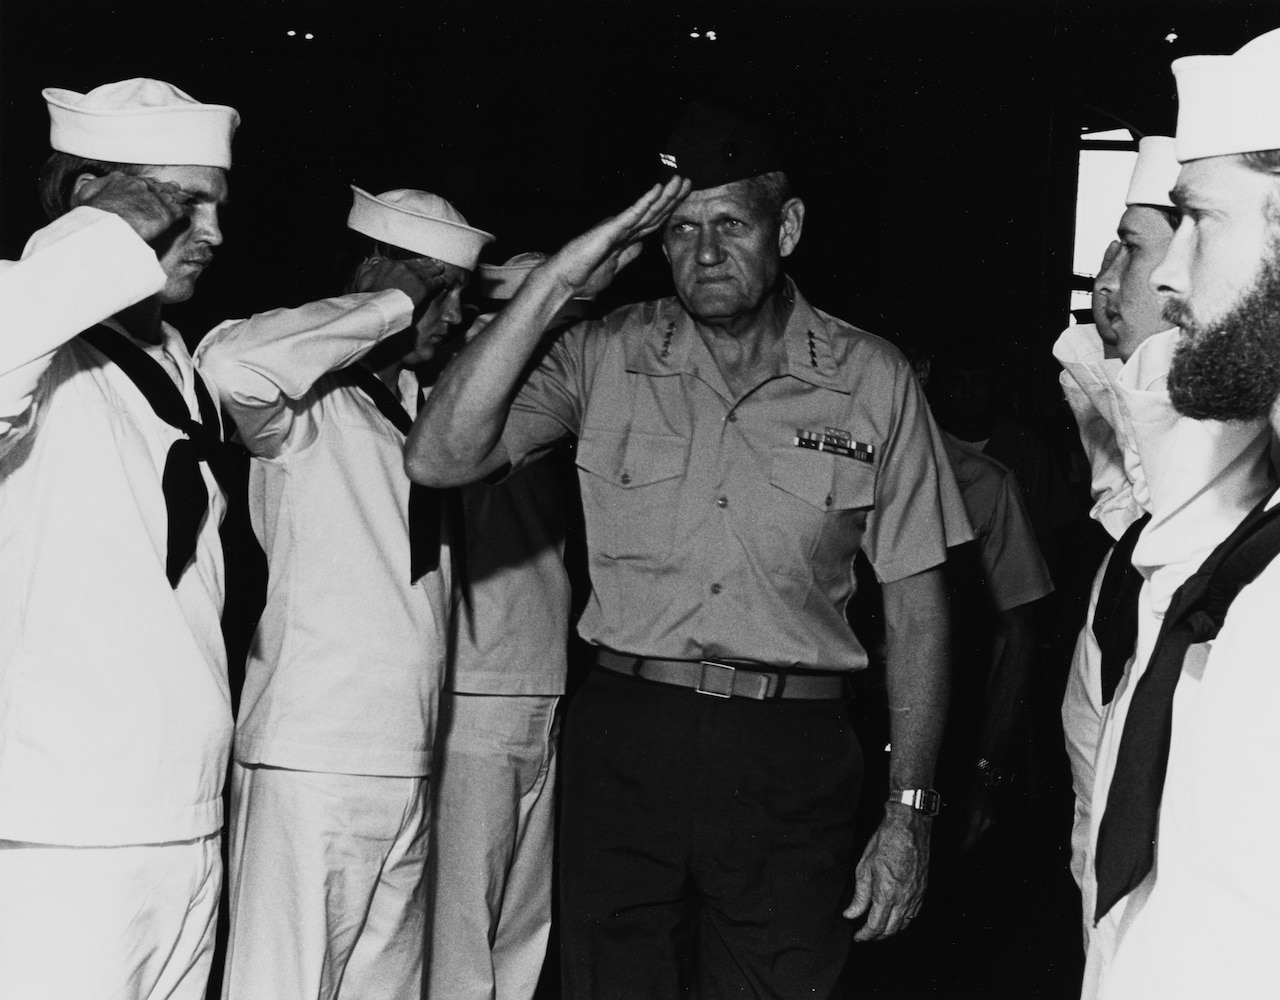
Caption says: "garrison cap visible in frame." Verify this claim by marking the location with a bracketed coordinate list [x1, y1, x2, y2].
[658, 100, 785, 190]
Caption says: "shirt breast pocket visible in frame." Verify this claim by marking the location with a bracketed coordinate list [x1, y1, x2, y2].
[762, 446, 877, 582]
[575, 428, 689, 561]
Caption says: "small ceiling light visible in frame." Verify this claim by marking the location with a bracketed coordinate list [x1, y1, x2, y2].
[286, 29, 296, 36]
[304, 32, 315, 39]
[706, 29, 717, 41]
[1165, 29, 1178, 43]
[690, 29, 700, 38]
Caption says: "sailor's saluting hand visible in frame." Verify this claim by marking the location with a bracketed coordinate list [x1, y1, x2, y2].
[71, 171, 193, 245]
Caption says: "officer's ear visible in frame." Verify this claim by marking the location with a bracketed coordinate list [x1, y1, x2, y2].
[778, 197, 804, 258]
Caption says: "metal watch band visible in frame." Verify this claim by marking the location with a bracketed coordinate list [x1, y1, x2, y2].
[889, 787, 941, 816]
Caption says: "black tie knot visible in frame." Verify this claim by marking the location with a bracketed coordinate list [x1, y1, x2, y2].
[336, 364, 451, 585]
[1094, 513, 1150, 706]
[81, 325, 229, 587]
[1185, 609, 1219, 645]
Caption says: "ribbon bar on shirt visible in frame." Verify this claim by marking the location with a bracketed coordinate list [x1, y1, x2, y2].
[794, 427, 874, 463]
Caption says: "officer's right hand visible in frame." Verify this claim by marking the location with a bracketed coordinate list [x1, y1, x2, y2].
[545, 175, 690, 299]
[353, 256, 449, 315]
[72, 172, 192, 245]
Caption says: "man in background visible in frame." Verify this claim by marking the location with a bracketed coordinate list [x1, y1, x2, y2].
[426, 252, 589, 1000]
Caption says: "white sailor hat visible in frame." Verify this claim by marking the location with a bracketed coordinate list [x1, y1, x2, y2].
[478, 252, 547, 300]
[1125, 136, 1179, 208]
[347, 187, 493, 271]
[1172, 26, 1280, 162]
[43, 78, 239, 168]
[477, 251, 600, 303]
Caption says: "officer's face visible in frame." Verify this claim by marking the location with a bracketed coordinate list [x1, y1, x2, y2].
[1093, 205, 1175, 361]
[662, 181, 794, 324]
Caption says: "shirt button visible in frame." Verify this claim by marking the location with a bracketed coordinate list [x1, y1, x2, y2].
[716, 496, 729, 509]
[825, 495, 834, 507]
[710, 583, 723, 595]
[726, 412, 738, 422]
[620, 472, 632, 485]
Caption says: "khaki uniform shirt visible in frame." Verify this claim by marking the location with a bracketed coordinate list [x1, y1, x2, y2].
[943, 433, 1053, 614]
[450, 456, 572, 695]
[502, 280, 971, 673]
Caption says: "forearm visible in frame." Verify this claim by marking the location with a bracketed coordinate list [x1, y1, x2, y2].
[197, 290, 412, 403]
[0, 208, 165, 379]
[881, 565, 951, 791]
[406, 265, 575, 486]
[975, 604, 1037, 773]
[848, 564, 948, 935]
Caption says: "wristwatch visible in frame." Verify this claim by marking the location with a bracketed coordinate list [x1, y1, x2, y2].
[889, 788, 941, 817]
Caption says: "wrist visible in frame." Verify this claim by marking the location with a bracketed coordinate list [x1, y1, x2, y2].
[526, 256, 583, 307]
[887, 787, 941, 817]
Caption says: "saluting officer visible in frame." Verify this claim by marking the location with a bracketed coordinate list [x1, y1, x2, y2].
[406, 101, 971, 999]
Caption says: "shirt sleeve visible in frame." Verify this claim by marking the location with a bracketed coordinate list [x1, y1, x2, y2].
[979, 466, 1055, 612]
[194, 289, 413, 458]
[502, 319, 595, 468]
[0, 207, 167, 459]
[862, 359, 974, 583]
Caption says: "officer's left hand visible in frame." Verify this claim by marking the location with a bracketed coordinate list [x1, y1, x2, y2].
[844, 803, 931, 941]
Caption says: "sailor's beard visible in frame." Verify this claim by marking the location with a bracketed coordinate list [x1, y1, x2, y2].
[1166, 241, 1280, 422]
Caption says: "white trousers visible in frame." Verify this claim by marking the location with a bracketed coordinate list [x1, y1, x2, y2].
[0, 835, 221, 1000]
[427, 693, 560, 1000]
[221, 763, 431, 1000]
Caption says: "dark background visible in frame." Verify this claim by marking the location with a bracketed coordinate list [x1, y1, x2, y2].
[4, 0, 1278, 413]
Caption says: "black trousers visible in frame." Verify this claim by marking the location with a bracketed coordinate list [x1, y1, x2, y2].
[559, 666, 862, 1000]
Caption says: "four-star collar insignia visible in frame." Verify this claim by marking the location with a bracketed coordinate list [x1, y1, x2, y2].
[795, 426, 875, 463]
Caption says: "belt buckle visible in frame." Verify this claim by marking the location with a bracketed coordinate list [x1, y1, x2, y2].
[697, 660, 736, 698]
[697, 660, 773, 700]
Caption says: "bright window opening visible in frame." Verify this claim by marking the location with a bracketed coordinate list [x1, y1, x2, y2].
[1070, 127, 1137, 323]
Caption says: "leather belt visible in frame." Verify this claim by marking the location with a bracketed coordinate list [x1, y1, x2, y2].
[595, 649, 847, 701]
